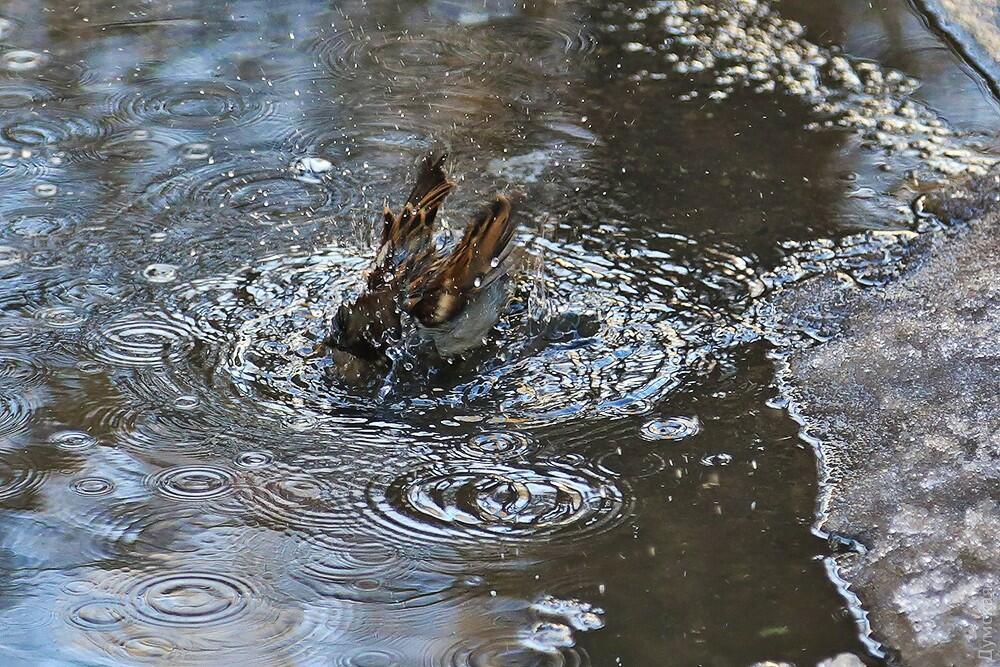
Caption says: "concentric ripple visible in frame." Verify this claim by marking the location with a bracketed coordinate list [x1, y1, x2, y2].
[0, 81, 58, 109]
[134, 154, 346, 220]
[146, 465, 237, 502]
[67, 600, 128, 630]
[106, 79, 275, 131]
[128, 571, 252, 627]
[595, 448, 666, 479]
[367, 460, 631, 547]
[439, 636, 589, 667]
[89, 312, 196, 367]
[455, 432, 537, 462]
[71, 477, 116, 497]
[0, 448, 47, 501]
[466, 18, 598, 76]
[234, 451, 274, 469]
[289, 532, 469, 605]
[0, 108, 109, 149]
[0, 244, 23, 267]
[0, 352, 45, 384]
[239, 474, 352, 532]
[63, 566, 334, 664]
[49, 429, 99, 452]
[308, 17, 594, 83]
[186, 237, 722, 425]
[0, 49, 48, 72]
[639, 416, 701, 442]
[0, 389, 35, 438]
[8, 205, 82, 241]
[142, 263, 178, 284]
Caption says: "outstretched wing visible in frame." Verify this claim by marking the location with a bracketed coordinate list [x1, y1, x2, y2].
[406, 194, 518, 327]
[373, 153, 454, 274]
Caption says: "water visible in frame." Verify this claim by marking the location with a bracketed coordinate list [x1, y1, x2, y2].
[0, 0, 996, 664]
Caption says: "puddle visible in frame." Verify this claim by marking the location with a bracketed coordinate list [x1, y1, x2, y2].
[0, 0, 996, 664]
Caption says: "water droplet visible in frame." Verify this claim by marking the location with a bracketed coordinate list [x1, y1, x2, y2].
[35, 306, 85, 328]
[68, 601, 127, 630]
[290, 156, 333, 183]
[173, 394, 199, 410]
[180, 142, 211, 160]
[1, 49, 47, 72]
[147, 465, 237, 502]
[33, 183, 57, 198]
[49, 430, 98, 451]
[234, 451, 274, 469]
[700, 453, 733, 466]
[639, 416, 701, 442]
[71, 477, 115, 496]
[123, 636, 174, 659]
[142, 263, 178, 283]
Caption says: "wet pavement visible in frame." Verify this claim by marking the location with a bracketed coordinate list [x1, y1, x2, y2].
[0, 0, 996, 664]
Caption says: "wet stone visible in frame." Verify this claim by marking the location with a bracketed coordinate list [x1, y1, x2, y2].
[0, 0, 995, 664]
[767, 175, 1000, 666]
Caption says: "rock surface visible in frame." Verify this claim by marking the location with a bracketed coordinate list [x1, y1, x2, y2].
[917, 0, 1000, 88]
[766, 172, 1000, 667]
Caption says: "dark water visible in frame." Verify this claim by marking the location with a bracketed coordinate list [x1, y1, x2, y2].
[0, 0, 995, 665]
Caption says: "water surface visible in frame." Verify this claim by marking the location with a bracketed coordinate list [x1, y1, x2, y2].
[0, 0, 995, 664]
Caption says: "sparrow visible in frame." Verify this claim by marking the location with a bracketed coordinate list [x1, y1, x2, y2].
[327, 153, 519, 383]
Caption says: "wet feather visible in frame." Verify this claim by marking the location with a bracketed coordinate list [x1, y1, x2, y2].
[327, 154, 520, 377]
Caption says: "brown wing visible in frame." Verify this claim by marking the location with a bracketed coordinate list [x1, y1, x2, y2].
[374, 153, 454, 272]
[406, 194, 518, 326]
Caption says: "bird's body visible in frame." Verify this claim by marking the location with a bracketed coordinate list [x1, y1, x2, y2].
[327, 154, 519, 382]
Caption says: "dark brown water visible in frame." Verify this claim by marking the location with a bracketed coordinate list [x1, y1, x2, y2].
[0, 0, 995, 665]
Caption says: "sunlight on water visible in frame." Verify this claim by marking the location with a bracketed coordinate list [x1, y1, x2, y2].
[0, 0, 995, 664]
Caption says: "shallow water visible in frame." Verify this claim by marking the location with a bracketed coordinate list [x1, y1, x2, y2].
[0, 0, 995, 665]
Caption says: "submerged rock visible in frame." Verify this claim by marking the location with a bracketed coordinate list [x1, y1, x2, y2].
[767, 172, 1000, 666]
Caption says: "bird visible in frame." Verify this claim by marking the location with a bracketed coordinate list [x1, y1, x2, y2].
[327, 153, 520, 384]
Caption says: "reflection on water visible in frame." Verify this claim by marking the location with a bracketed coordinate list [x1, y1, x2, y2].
[0, 0, 995, 664]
